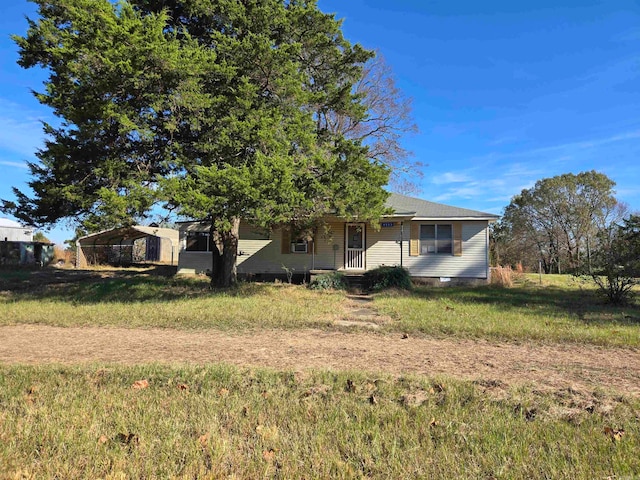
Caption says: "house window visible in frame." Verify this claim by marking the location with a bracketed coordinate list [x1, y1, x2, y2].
[420, 224, 452, 254]
[290, 238, 308, 253]
[186, 232, 209, 251]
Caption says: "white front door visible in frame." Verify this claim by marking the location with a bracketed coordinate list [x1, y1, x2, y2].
[345, 223, 365, 270]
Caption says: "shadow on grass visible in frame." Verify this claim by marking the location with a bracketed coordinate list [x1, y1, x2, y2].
[409, 283, 640, 324]
[0, 266, 276, 304]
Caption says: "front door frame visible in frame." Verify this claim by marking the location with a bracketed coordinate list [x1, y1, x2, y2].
[345, 223, 366, 270]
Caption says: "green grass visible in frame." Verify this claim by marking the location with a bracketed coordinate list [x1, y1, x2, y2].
[375, 274, 640, 347]
[1, 363, 638, 479]
[1, 269, 639, 346]
[0, 271, 342, 330]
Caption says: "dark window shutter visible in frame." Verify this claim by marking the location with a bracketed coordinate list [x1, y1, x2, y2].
[453, 222, 463, 256]
[281, 228, 290, 255]
[409, 222, 420, 256]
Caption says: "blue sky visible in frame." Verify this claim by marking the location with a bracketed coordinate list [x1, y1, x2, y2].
[1, 0, 639, 244]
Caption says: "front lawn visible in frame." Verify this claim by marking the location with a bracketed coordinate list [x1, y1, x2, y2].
[375, 275, 640, 346]
[0, 269, 342, 331]
[1, 364, 638, 479]
[1, 269, 638, 346]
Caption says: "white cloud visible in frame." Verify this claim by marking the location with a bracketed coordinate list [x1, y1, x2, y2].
[433, 184, 483, 202]
[0, 160, 29, 169]
[0, 98, 47, 159]
[431, 171, 475, 185]
[577, 56, 640, 89]
[474, 130, 640, 164]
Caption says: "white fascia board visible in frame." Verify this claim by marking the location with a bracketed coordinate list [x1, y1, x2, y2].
[411, 217, 499, 222]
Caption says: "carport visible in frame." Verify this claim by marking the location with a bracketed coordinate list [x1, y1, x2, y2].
[76, 226, 179, 267]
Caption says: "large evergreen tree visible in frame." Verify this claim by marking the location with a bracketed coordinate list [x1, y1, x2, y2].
[2, 0, 390, 286]
[3, 0, 210, 233]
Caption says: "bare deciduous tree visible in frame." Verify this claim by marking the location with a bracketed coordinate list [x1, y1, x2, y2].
[322, 52, 422, 193]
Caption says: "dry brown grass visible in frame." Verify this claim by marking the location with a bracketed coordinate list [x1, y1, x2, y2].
[491, 265, 514, 287]
[53, 246, 75, 266]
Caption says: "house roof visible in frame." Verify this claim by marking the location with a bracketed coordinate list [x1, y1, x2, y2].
[77, 226, 179, 245]
[175, 193, 500, 227]
[385, 193, 500, 220]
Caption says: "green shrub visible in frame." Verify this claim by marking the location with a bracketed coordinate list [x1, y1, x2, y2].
[364, 266, 412, 291]
[308, 272, 348, 290]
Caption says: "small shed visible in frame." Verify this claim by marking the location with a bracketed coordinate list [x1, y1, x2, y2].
[0, 218, 33, 242]
[76, 226, 179, 268]
[0, 241, 55, 266]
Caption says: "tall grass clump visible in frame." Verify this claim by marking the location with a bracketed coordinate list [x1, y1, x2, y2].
[491, 265, 514, 287]
[53, 245, 75, 266]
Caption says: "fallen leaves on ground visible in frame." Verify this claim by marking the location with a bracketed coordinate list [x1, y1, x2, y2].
[132, 379, 149, 390]
[256, 425, 279, 443]
[301, 384, 331, 398]
[604, 426, 625, 442]
[116, 432, 139, 446]
[262, 449, 277, 462]
[401, 391, 429, 407]
[198, 433, 209, 448]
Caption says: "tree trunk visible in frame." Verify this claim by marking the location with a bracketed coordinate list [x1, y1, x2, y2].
[210, 217, 240, 288]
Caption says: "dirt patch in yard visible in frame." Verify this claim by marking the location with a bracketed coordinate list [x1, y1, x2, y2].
[1, 324, 639, 398]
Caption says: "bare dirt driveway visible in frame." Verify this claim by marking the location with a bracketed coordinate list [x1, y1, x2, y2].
[1, 324, 639, 398]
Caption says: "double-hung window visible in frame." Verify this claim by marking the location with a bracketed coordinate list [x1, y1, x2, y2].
[420, 224, 452, 254]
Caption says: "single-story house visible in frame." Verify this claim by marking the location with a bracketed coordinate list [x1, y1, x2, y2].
[76, 225, 180, 267]
[177, 193, 500, 283]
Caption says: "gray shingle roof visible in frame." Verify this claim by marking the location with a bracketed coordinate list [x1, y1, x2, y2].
[385, 193, 500, 219]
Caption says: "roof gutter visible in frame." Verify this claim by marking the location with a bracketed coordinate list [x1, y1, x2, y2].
[410, 216, 500, 222]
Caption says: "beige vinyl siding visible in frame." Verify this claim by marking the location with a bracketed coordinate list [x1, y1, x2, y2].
[403, 221, 488, 278]
[237, 222, 344, 274]
[178, 219, 490, 278]
[178, 221, 345, 275]
[365, 223, 402, 269]
[178, 222, 210, 274]
[178, 251, 211, 274]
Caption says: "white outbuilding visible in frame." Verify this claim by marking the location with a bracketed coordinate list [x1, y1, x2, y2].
[0, 218, 33, 242]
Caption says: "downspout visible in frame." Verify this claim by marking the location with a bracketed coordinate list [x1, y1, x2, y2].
[312, 230, 315, 271]
[400, 221, 404, 267]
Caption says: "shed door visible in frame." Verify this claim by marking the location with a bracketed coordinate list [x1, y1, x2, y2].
[146, 236, 160, 262]
[345, 223, 365, 270]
